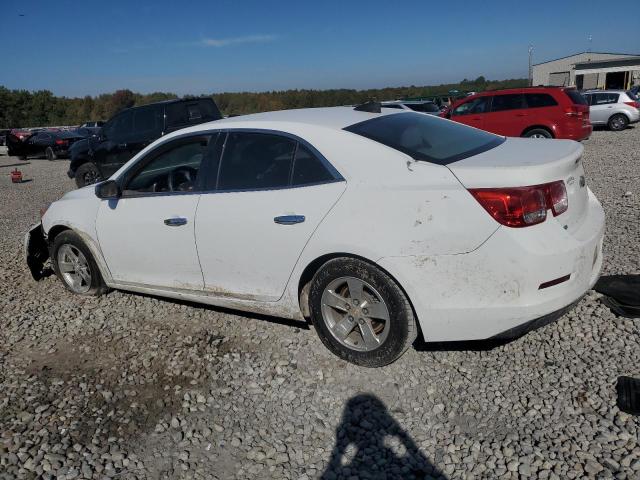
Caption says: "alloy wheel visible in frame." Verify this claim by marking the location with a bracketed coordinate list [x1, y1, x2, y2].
[320, 276, 391, 352]
[57, 244, 92, 293]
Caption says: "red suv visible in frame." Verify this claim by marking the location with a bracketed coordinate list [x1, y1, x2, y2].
[441, 87, 592, 140]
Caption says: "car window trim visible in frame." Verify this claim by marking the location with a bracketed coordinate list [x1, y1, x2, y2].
[114, 128, 344, 198]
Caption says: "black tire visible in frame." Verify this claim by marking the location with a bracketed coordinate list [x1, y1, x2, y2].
[19, 154, 27, 160]
[52, 230, 107, 296]
[45, 147, 57, 161]
[308, 258, 417, 367]
[608, 114, 628, 132]
[74, 162, 102, 188]
[523, 128, 553, 139]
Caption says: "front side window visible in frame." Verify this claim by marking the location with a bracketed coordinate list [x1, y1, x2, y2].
[452, 97, 490, 116]
[104, 111, 133, 143]
[217, 133, 296, 190]
[132, 106, 161, 138]
[345, 112, 504, 165]
[490, 94, 525, 112]
[124, 136, 212, 194]
[292, 144, 335, 186]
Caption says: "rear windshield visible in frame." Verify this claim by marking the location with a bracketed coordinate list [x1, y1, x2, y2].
[564, 89, 588, 105]
[344, 112, 504, 165]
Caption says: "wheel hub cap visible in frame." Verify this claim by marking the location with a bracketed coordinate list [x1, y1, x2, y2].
[320, 277, 391, 352]
[57, 244, 91, 294]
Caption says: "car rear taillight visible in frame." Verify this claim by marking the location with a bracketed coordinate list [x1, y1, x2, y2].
[55, 139, 68, 146]
[469, 181, 568, 228]
[564, 106, 583, 117]
[624, 101, 640, 109]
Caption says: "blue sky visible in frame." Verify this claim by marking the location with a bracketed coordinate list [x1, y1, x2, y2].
[1, 0, 638, 97]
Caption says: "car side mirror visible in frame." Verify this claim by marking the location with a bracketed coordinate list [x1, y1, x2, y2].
[95, 180, 121, 199]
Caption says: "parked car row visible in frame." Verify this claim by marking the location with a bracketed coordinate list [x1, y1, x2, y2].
[6, 128, 91, 160]
[440, 86, 640, 140]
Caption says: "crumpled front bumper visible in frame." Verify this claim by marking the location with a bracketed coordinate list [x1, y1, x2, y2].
[24, 222, 50, 280]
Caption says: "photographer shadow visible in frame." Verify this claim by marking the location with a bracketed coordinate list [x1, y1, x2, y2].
[321, 394, 447, 480]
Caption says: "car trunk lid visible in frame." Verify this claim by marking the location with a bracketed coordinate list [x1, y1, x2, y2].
[448, 137, 589, 233]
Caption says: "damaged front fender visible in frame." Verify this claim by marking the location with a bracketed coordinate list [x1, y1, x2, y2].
[24, 223, 50, 280]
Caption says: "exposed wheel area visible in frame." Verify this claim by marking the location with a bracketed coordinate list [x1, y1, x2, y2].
[74, 161, 102, 187]
[608, 113, 629, 131]
[523, 127, 553, 139]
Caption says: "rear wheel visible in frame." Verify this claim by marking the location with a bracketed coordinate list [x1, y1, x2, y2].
[608, 114, 628, 131]
[523, 128, 553, 139]
[45, 147, 57, 161]
[75, 162, 102, 188]
[308, 258, 417, 367]
[52, 231, 107, 296]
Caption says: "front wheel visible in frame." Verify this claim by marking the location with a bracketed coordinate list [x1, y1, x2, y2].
[45, 147, 57, 161]
[523, 128, 553, 139]
[74, 162, 102, 188]
[608, 114, 628, 131]
[308, 258, 417, 367]
[52, 231, 107, 296]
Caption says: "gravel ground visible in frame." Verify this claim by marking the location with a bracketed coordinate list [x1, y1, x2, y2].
[0, 126, 639, 480]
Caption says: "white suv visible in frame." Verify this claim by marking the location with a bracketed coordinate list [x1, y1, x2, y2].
[582, 90, 640, 131]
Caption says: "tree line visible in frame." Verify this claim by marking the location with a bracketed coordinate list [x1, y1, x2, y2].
[0, 76, 527, 129]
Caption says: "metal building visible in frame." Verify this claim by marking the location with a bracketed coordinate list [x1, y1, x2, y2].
[532, 52, 640, 89]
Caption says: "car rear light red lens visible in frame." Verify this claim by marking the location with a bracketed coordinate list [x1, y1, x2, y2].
[469, 181, 568, 228]
[624, 101, 640, 109]
[55, 139, 68, 145]
[546, 180, 568, 216]
[564, 106, 583, 117]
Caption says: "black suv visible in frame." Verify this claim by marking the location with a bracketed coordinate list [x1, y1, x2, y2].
[69, 97, 222, 187]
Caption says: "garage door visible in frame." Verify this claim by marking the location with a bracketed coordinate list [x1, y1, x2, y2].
[549, 71, 570, 86]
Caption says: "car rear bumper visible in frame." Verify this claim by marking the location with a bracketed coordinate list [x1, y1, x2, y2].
[379, 188, 605, 342]
[560, 122, 592, 141]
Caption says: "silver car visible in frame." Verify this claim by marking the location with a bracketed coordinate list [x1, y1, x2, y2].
[381, 100, 442, 115]
[582, 90, 640, 131]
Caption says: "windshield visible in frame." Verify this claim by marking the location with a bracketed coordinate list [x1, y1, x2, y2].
[344, 112, 504, 165]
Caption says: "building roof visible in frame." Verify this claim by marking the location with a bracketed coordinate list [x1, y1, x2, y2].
[533, 51, 640, 66]
[575, 57, 640, 70]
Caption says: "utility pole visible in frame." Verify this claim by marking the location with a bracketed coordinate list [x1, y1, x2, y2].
[528, 45, 534, 86]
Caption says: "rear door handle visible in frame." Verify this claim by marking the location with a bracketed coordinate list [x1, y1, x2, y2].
[118, 143, 127, 148]
[274, 215, 305, 225]
[164, 217, 188, 227]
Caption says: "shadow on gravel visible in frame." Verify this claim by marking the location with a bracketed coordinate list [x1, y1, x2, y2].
[322, 394, 447, 480]
[118, 289, 311, 330]
[413, 338, 509, 352]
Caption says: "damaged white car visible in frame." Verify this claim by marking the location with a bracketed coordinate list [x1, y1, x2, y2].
[26, 104, 605, 367]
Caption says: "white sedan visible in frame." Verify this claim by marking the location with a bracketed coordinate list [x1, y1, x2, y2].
[26, 104, 605, 367]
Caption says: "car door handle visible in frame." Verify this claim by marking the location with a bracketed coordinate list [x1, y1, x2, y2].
[118, 143, 127, 148]
[274, 215, 305, 225]
[164, 217, 188, 227]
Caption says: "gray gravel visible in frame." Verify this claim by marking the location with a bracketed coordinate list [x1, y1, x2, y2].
[0, 126, 639, 480]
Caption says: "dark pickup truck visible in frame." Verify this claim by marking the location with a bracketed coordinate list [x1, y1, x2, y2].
[69, 97, 222, 187]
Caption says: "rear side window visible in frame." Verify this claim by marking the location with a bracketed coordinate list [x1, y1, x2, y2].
[292, 144, 335, 186]
[218, 132, 296, 190]
[524, 93, 558, 108]
[491, 94, 524, 112]
[344, 112, 504, 165]
[627, 90, 638, 101]
[565, 90, 588, 105]
[592, 93, 619, 105]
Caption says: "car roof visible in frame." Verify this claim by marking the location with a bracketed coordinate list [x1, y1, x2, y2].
[186, 106, 402, 132]
[583, 89, 627, 93]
